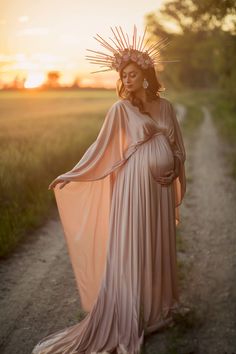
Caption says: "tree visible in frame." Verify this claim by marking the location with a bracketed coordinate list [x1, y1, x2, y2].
[145, 0, 236, 102]
[46, 71, 61, 88]
[158, 0, 236, 34]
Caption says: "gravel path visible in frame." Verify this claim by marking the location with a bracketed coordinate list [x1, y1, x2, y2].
[0, 217, 81, 354]
[178, 106, 236, 354]
[0, 104, 235, 354]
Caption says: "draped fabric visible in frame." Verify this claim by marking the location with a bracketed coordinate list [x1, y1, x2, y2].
[32, 97, 186, 354]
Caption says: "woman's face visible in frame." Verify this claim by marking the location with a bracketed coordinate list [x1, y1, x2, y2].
[120, 62, 144, 93]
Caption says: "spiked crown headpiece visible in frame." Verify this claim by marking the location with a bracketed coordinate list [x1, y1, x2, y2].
[85, 25, 173, 74]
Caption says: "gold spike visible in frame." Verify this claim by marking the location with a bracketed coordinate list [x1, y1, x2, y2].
[86, 59, 113, 64]
[133, 24, 137, 50]
[132, 24, 135, 49]
[115, 26, 127, 50]
[86, 48, 114, 57]
[91, 37, 115, 54]
[90, 68, 113, 74]
[151, 54, 161, 60]
[85, 53, 114, 60]
[148, 40, 170, 55]
[146, 38, 164, 53]
[109, 36, 121, 51]
[138, 25, 147, 51]
[94, 34, 118, 53]
[153, 59, 180, 63]
[111, 27, 125, 50]
[126, 33, 131, 48]
[119, 26, 130, 48]
[85, 58, 114, 64]
[142, 38, 151, 51]
[137, 35, 141, 51]
[146, 37, 169, 54]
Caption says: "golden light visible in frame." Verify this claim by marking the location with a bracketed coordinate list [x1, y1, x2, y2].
[1, 1, 164, 89]
[18, 16, 29, 23]
[161, 20, 182, 34]
[24, 72, 45, 89]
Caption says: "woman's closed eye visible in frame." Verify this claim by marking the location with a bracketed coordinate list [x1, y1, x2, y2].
[122, 73, 137, 79]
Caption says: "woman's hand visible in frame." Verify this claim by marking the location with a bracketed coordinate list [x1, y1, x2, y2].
[48, 178, 70, 190]
[155, 169, 178, 186]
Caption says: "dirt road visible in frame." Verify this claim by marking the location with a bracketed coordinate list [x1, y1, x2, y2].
[176, 106, 236, 354]
[0, 105, 235, 354]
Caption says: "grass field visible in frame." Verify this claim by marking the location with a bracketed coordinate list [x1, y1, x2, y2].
[172, 89, 236, 178]
[0, 89, 117, 257]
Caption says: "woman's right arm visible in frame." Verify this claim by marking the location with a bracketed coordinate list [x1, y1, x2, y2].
[48, 100, 128, 189]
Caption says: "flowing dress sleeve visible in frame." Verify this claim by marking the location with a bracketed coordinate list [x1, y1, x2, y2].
[54, 101, 131, 182]
[164, 100, 187, 226]
[53, 101, 133, 313]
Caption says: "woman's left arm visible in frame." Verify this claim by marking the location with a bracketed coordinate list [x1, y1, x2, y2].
[156, 101, 186, 186]
[169, 102, 186, 181]
[168, 103, 186, 164]
[173, 155, 181, 179]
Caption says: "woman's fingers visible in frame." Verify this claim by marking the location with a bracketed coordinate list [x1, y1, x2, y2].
[164, 169, 174, 176]
[59, 181, 70, 189]
[48, 179, 69, 190]
[155, 171, 175, 185]
[156, 179, 171, 185]
[48, 180, 57, 190]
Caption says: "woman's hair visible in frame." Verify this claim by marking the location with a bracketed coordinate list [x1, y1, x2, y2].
[116, 60, 164, 117]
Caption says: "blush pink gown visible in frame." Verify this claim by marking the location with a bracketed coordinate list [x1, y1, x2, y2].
[32, 97, 186, 354]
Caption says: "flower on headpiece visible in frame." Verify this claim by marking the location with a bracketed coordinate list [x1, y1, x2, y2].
[130, 52, 138, 61]
[123, 54, 130, 61]
[137, 56, 145, 65]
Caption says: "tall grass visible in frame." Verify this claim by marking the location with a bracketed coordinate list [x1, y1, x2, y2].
[210, 95, 236, 178]
[0, 89, 117, 257]
[164, 90, 204, 136]
[175, 89, 236, 178]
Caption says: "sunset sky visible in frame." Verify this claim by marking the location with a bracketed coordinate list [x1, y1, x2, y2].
[0, 0, 166, 89]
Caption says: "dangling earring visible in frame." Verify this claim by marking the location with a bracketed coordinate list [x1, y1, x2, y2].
[142, 78, 149, 89]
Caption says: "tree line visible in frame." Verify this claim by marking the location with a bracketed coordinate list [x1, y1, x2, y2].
[146, 0, 236, 105]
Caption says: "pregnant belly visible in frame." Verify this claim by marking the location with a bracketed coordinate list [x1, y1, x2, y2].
[146, 133, 174, 179]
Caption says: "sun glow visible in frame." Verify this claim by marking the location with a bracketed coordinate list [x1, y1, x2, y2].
[24, 72, 45, 88]
[1, 0, 164, 89]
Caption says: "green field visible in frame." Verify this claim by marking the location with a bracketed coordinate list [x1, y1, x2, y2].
[0, 89, 118, 257]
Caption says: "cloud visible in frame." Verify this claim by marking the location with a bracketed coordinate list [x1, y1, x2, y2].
[18, 16, 29, 23]
[0, 18, 7, 25]
[16, 27, 49, 37]
[0, 52, 68, 73]
[59, 34, 82, 45]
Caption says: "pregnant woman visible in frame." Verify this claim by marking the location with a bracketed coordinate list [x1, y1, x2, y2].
[32, 25, 186, 354]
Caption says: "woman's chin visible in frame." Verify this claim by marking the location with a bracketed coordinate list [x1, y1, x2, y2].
[126, 87, 136, 92]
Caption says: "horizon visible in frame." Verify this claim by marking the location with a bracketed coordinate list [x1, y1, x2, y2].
[0, 0, 172, 90]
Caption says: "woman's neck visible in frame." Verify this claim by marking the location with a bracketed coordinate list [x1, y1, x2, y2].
[134, 88, 148, 105]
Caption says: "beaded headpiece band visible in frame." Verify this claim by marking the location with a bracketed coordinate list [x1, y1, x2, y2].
[85, 24, 174, 74]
